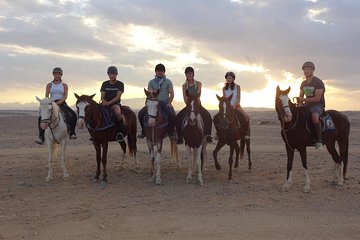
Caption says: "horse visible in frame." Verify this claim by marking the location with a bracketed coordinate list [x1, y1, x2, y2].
[75, 94, 137, 186]
[275, 86, 350, 192]
[212, 94, 251, 180]
[36, 97, 69, 182]
[142, 89, 180, 185]
[176, 93, 207, 185]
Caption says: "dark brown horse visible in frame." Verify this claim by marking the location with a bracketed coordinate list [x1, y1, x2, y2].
[213, 94, 251, 180]
[142, 89, 180, 185]
[75, 94, 137, 186]
[275, 86, 350, 192]
[176, 93, 207, 185]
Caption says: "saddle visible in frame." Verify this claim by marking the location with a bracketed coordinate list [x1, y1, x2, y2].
[303, 109, 336, 135]
[87, 106, 126, 132]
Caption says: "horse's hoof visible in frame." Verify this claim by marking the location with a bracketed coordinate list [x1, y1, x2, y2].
[63, 174, 69, 178]
[234, 163, 239, 168]
[45, 177, 53, 183]
[155, 179, 163, 185]
[186, 177, 192, 184]
[281, 184, 290, 192]
[215, 164, 221, 171]
[303, 186, 310, 193]
[116, 166, 125, 171]
[133, 167, 142, 174]
[148, 176, 156, 183]
[100, 180, 107, 188]
[198, 179, 204, 186]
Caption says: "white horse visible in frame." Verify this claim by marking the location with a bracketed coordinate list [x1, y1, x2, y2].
[36, 97, 69, 182]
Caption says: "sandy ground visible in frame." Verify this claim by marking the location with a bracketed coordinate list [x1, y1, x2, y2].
[0, 110, 359, 240]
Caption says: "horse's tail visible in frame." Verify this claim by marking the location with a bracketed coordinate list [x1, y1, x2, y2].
[123, 106, 137, 157]
[342, 115, 350, 178]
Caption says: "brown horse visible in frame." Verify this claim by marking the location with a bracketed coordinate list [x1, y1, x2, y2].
[142, 89, 179, 185]
[75, 94, 137, 186]
[213, 94, 251, 180]
[176, 93, 207, 185]
[275, 86, 350, 192]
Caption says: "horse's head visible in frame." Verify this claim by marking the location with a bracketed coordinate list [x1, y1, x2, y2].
[36, 96, 56, 129]
[186, 92, 201, 126]
[216, 94, 234, 128]
[75, 93, 96, 129]
[144, 88, 160, 127]
[275, 86, 293, 122]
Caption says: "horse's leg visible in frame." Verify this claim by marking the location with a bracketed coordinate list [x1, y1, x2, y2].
[324, 141, 343, 186]
[246, 139, 252, 170]
[154, 142, 162, 185]
[94, 143, 101, 180]
[234, 141, 240, 168]
[202, 139, 208, 171]
[299, 148, 310, 193]
[282, 144, 294, 192]
[60, 138, 69, 179]
[147, 141, 156, 182]
[117, 141, 127, 170]
[213, 141, 226, 170]
[186, 145, 193, 183]
[196, 145, 204, 185]
[46, 141, 54, 182]
[228, 144, 235, 180]
[102, 141, 108, 183]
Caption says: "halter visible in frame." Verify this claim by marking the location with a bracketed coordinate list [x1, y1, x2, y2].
[146, 98, 159, 119]
[41, 102, 61, 144]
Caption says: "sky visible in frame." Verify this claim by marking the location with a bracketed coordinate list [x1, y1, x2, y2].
[0, 0, 359, 111]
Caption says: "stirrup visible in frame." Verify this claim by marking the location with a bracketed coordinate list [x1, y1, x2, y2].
[116, 133, 125, 142]
[35, 139, 44, 145]
[315, 142, 323, 150]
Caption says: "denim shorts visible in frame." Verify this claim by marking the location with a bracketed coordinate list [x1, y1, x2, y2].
[307, 104, 324, 115]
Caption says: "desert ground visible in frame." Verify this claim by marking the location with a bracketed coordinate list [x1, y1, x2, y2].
[0, 110, 359, 240]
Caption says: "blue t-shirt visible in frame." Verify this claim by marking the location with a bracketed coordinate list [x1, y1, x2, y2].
[148, 77, 173, 102]
[300, 76, 325, 107]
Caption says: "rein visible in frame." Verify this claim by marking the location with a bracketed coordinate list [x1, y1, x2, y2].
[279, 104, 299, 152]
[42, 104, 61, 144]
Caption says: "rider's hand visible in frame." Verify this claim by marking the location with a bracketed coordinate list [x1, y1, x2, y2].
[101, 100, 108, 106]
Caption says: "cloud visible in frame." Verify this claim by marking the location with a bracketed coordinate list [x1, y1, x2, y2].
[0, 0, 359, 110]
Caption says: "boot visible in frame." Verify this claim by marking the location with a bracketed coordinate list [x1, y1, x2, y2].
[314, 122, 323, 150]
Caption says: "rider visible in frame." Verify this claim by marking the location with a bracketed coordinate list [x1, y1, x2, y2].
[137, 63, 177, 140]
[219, 71, 250, 140]
[297, 61, 325, 150]
[175, 66, 213, 144]
[35, 67, 77, 145]
[100, 66, 125, 142]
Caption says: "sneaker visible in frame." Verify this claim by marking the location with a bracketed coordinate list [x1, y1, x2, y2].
[70, 135, 77, 140]
[169, 132, 177, 140]
[214, 135, 219, 140]
[177, 138, 184, 145]
[35, 139, 44, 145]
[206, 135, 213, 143]
[116, 133, 124, 142]
[315, 142, 323, 150]
[243, 135, 250, 140]
[137, 131, 145, 138]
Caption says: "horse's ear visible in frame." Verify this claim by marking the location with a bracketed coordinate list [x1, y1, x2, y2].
[36, 96, 42, 102]
[228, 93, 233, 101]
[74, 93, 80, 99]
[144, 88, 149, 96]
[284, 86, 291, 95]
[155, 89, 160, 96]
[216, 94, 221, 101]
[89, 94, 96, 99]
[185, 90, 189, 97]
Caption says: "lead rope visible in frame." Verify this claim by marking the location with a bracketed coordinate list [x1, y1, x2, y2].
[280, 111, 300, 152]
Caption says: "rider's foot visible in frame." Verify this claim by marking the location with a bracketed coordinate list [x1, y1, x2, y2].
[206, 135, 213, 143]
[116, 133, 125, 142]
[315, 142, 323, 150]
[35, 139, 44, 145]
[137, 131, 145, 138]
[70, 135, 77, 140]
[177, 138, 184, 145]
[243, 135, 250, 140]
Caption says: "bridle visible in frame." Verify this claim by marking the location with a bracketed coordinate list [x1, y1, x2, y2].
[40, 102, 61, 144]
[146, 97, 159, 119]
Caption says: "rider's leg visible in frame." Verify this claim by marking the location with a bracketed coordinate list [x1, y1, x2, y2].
[35, 116, 45, 144]
[310, 104, 323, 149]
[175, 108, 186, 144]
[137, 106, 146, 138]
[236, 107, 250, 140]
[112, 104, 124, 142]
[161, 102, 176, 139]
